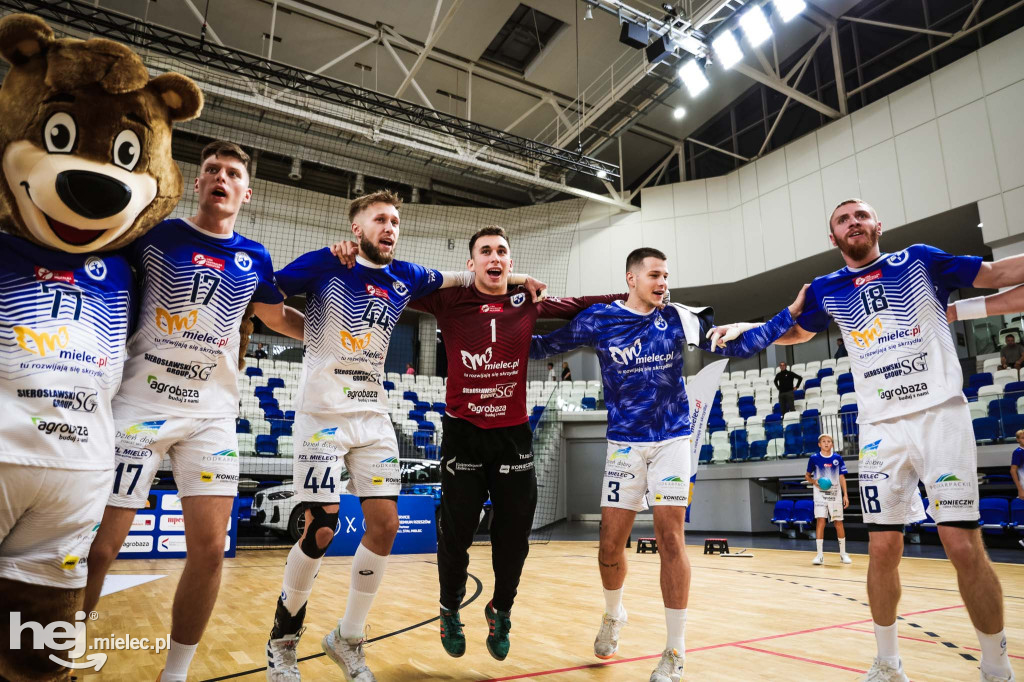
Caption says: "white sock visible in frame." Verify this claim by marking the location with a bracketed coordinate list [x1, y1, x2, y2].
[337, 543, 388, 640]
[815, 539, 824, 554]
[281, 542, 322, 616]
[161, 640, 197, 681]
[976, 628, 1012, 677]
[838, 538, 847, 555]
[873, 621, 900, 668]
[603, 587, 624, 619]
[665, 608, 686, 653]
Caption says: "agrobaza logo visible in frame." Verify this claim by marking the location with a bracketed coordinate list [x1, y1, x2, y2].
[877, 382, 927, 401]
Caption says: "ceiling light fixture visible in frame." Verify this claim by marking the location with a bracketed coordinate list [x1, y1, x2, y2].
[596, 169, 608, 179]
[711, 30, 743, 69]
[739, 6, 772, 47]
[584, 5, 593, 20]
[673, 106, 686, 119]
[678, 59, 709, 97]
[773, 0, 806, 23]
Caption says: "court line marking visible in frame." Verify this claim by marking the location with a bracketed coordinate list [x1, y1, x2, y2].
[733, 644, 868, 673]
[199, 573, 484, 681]
[480, 604, 966, 681]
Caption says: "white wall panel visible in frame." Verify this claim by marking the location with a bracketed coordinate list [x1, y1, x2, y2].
[671, 179, 708, 216]
[938, 99, 1000, 208]
[978, 194, 1009, 242]
[985, 80, 1024, 192]
[785, 133, 820, 182]
[756, 148, 788, 195]
[674, 214, 712, 287]
[729, 206, 747, 281]
[856, 140, 905, 228]
[708, 211, 734, 283]
[726, 171, 742, 208]
[739, 163, 759, 203]
[894, 121, 949, 223]
[789, 172, 828, 260]
[758, 186, 795, 271]
[851, 97, 893, 152]
[578, 227, 612, 294]
[978, 25, 1024, 94]
[931, 52, 984, 116]
[564, 230, 582, 297]
[889, 77, 936, 136]
[641, 184, 675, 221]
[707, 176, 729, 212]
[641, 218, 677, 263]
[741, 199, 765, 275]
[820, 156, 861, 217]
[1003, 186, 1024, 238]
[816, 117, 855, 167]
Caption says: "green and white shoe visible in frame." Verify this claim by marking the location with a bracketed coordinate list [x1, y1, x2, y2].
[439, 607, 466, 658]
[484, 601, 512, 661]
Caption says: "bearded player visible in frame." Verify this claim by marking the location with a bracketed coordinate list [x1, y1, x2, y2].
[530, 247, 801, 682]
[777, 198, 1019, 682]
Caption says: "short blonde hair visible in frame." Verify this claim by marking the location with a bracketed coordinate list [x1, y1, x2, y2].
[828, 197, 875, 233]
[818, 433, 833, 443]
[348, 189, 402, 223]
[1016, 429, 1024, 439]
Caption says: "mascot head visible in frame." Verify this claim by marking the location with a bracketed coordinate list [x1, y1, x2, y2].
[0, 14, 202, 253]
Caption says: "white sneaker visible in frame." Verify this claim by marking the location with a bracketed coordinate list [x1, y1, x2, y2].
[594, 608, 627, 659]
[812, 553, 824, 565]
[266, 627, 304, 681]
[980, 669, 1016, 681]
[840, 553, 853, 564]
[861, 658, 909, 682]
[649, 648, 684, 682]
[321, 628, 375, 682]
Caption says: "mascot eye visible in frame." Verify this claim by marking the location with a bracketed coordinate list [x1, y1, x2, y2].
[43, 112, 76, 153]
[112, 129, 142, 171]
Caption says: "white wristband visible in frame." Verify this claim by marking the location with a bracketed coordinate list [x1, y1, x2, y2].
[954, 296, 988, 320]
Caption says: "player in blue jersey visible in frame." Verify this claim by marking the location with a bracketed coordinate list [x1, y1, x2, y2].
[82, 142, 306, 682]
[777, 198, 1020, 682]
[804, 434, 851, 565]
[531, 247, 802, 682]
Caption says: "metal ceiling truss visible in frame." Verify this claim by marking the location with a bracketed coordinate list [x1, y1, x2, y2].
[5, 0, 634, 208]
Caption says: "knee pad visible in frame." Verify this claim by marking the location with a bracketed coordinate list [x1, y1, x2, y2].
[299, 505, 338, 559]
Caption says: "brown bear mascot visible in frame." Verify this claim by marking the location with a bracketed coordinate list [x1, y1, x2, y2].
[0, 14, 201, 681]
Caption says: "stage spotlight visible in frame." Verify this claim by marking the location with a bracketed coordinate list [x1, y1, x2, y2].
[673, 106, 686, 120]
[739, 5, 772, 47]
[288, 157, 302, 181]
[596, 169, 608, 179]
[678, 59, 709, 97]
[711, 30, 743, 69]
[773, 0, 806, 22]
[353, 172, 365, 195]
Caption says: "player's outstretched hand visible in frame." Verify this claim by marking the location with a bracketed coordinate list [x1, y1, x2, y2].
[329, 240, 359, 268]
[524, 276, 548, 303]
[707, 323, 743, 349]
[788, 284, 810, 318]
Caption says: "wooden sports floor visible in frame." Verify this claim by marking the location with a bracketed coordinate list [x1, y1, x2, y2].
[80, 542, 1024, 680]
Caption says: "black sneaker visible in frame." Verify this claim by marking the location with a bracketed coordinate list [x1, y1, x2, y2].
[484, 601, 511, 661]
[439, 607, 466, 657]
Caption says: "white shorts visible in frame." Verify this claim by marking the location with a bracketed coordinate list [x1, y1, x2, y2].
[293, 411, 400, 504]
[0, 463, 113, 588]
[813, 488, 844, 521]
[108, 403, 239, 508]
[602, 436, 692, 512]
[858, 397, 979, 526]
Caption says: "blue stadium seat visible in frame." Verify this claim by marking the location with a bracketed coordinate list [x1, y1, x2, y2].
[528, 414, 540, 431]
[1011, 499, 1024, 536]
[253, 385, 274, 398]
[417, 420, 436, 432]
[285, 410, 295, 420]
[413, 431, 433, 449]
[979, 498, 1010, 534]
[989, 396, 1018, 419]
[837, 371, 854, 384]
[737, 395, 755, 407]
[839, 404, 859, 438]
[699, 443, 714, 464]
[269, 419, 292, 437]
[424, 444, 441, 459]
[709, 406, 724, 419]
[235, 418, 251, 434]
[408, 409, 426, 422]
[729, 430, 749, 461]
[267, 377, 285, 389]
[264, 408, 284, 420]
[581, 396, 597, 410]
[383, 380, 395, 391]
[764, 413, 784, 440]
[783, 424, 803, 458]
[837, 382, 855, 396]
[532, 405, 545, 416]
[245, 366, 263, 377]
[963, 386, 979, 400]
[792, 389, 805, 400]
[413, 400, 431, 411]
[804, 377, 821, 390]
[739, 402, 757, 420]
[770, 499, 794, 531]
[713, 391, 723, 404]
[791, 499, 814, 532]
[708, 416, 726, 434]
[969, 372, 993, 389]
[259, 397, 278, 409]
[403, 390, 418, 402]
[1005, 381, 1024, 397]
[749, 439, 768, 460]
[800, 416, 821, 454]
[816, 367, 834, 379]
[1001, 413, 1024, 439]
[433, 402, 447, 413]
[772, 402, 783, 415]
[255, 435, 278, 457]
[972, 417, 1001, 444]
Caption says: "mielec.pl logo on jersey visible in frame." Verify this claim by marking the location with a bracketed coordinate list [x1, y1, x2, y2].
[14, 325, 70, 357]
[461, 346, 493, 370]
[339, 330, 372, 353]
[609, 339, 643, 365]
[154, 307, 198, 334]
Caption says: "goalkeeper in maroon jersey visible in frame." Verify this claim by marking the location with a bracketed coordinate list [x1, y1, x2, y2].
[408, 226, 624, 661]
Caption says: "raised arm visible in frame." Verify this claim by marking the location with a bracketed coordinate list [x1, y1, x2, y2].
[252, 302, 305, 341]
[537, 293, 626, 320]
[703, 306, 796, 358]
[972, 253, 1024, 289]
[530, 313, 594, 359]
[949, 284, 1024, 323]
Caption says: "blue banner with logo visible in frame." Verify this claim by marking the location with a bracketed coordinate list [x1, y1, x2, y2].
[115, 490, 239, 559]
[324, 494, 437, 556]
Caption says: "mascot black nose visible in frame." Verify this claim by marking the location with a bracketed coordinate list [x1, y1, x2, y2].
[55, 170, 132, 219]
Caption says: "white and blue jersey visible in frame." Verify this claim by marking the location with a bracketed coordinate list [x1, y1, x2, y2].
[531, 301, 794, 442]
[275, 252, 442, 415]
[114, 218, 283, 418]
[797, 244, 981, 424]
[807, 452, 847, 487]
[0, 232, 134, 470]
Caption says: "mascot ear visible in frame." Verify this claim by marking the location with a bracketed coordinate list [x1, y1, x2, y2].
[0, 13, 54, 65]
[149, 73, 203, 122]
